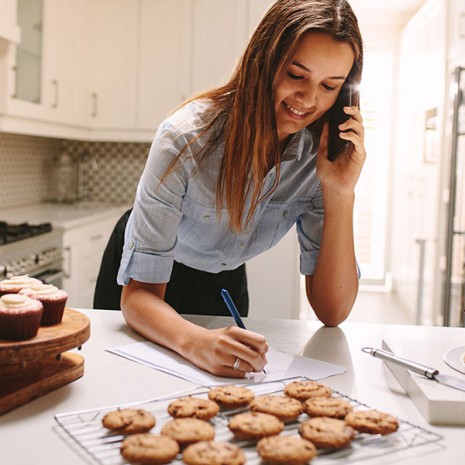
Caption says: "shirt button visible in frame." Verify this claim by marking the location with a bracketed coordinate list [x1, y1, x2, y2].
[203, 215, 211, 222]
[282, 210, 289, 217]
[239, 242, 245, 248]
[129, 240, 135, 249]
[221, 263, 227, 267]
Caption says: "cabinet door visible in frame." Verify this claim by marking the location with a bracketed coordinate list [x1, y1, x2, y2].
[0, 0, 83, 132]
[41, 0, 81, 125]
[190, 0, 248, 95]
[137, 0, 192, 131]
[0, 0, 49, 123]
[62, 213, 122, 309]
[84, 0, 138, 130]
[0, 0, 21, 43]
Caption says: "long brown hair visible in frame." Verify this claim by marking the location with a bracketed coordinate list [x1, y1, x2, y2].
[164, 0, 363, 232]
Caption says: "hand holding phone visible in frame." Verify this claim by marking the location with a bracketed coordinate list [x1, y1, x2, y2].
[327, 81, 357, 161]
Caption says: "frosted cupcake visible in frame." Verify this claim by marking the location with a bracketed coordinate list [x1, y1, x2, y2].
[20, 284, 68, 326]
[0, 294, 44, 340]
[0, 275, 43, 296]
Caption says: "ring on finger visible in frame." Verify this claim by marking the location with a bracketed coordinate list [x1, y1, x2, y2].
[233, 357, 241, 371]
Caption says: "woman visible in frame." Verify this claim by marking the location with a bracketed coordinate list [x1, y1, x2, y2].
[117, 0, 365, 378]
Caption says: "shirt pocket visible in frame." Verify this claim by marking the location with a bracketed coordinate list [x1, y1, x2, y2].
[179, 197, 232, 250]
[248, 199, 306, 255]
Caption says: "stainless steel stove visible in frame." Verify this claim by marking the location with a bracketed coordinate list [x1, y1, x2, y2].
[0, 221, 64, 287]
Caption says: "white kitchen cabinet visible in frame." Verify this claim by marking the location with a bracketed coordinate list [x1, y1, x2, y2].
[1, 0, 271, 140]
[0, 0, 21, 43]
[1, 0, 139, 138]
[190, 0, 248, 94]
[247, 226, 301, 320]
[137, 0, 192, 131]
[62, 212, 121, 309]
[0, 0, 49, 127]
[81, 0, 138, 132]
[0, 0, 86, 137]
[41, 0, 82, 125]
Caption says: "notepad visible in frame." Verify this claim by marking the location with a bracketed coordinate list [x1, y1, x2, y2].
[107, 341, 346, 387]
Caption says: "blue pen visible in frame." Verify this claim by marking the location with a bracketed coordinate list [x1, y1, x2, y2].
[221, 288, 266, 374]
[221, 288, 246, 329]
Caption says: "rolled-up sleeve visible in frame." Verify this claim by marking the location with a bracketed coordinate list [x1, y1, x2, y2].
[117, 123, 191, 285]
[297, 182, 361, 279]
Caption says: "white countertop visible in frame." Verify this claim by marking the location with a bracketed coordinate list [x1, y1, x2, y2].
[0, 310, 464, 465]
[0, 202, 131, 230]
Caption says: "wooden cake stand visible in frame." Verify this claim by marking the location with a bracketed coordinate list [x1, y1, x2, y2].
[0, 308, 90, 415]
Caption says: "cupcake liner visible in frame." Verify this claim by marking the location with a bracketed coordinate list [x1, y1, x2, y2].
[0, 306, 43, 340]
[40, 296, 67, 326]
[18, 286, 68, 326]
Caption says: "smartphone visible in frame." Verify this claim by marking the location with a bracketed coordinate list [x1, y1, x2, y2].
[327, 81, 355, 161]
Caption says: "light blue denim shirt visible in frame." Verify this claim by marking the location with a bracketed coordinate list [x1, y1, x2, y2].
[117, 100, 324, 285]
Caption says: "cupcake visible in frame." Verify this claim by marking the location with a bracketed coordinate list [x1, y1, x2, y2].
[19, 284, 68, 326]
[0, 294, 43, 340]
[0, 275, 43, 296]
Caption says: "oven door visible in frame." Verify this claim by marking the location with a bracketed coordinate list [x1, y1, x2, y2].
[33, 265, 65, 289]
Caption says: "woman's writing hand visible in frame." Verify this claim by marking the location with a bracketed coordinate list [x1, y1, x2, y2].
[183, 326, 269, 378]
[317, 106, 366, 196]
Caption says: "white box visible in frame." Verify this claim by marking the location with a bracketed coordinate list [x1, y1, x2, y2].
[382, 338, 465, 425]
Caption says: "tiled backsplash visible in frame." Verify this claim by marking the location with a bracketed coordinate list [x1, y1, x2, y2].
[0, 132, 150, 210]
[0, 133, 61, 208]
[64, 140, 150, 204]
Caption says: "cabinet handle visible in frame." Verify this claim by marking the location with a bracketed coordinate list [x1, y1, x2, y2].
[64, 246, 72, 278]
[91, 92, 98, 117]
[11, 66, 17, 98]
[52, 79, 59, 108]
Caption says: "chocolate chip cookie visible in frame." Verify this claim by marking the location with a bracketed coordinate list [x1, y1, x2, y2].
[284, 380, 332, 401]
[228, 411, 284, 439]
[167, 396, 219, 421]
[256, 435, 317, 465]
[250, 395, 303, 422]
[208, 385, 255, 408]
[345, 409, 399, 435]
[160, 418, 215, 446]
[299, 417, 355, 449]
[120, 433, 179, 464]
[303, 397, 353, 419]
[182, 441, 246, 465]
[102, 408, 156, 434]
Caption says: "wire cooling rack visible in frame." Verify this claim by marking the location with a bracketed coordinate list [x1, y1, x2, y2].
[54, 377, 443, 465]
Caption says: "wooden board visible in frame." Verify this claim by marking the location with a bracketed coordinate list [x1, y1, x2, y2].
[0, 309, 90, 415]
[0, 308, 90, 365]
[0, 352, 84, 415]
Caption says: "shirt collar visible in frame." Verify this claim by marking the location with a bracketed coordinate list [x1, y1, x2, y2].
[281, 128, 315, 163]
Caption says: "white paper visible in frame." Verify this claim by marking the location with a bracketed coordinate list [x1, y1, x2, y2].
[107, 341, 346, 387]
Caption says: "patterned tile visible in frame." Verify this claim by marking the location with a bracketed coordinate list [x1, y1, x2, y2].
[0, 133, 150, 209]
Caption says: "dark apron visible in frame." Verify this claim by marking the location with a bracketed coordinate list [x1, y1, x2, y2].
[93, 209, 249, 316]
